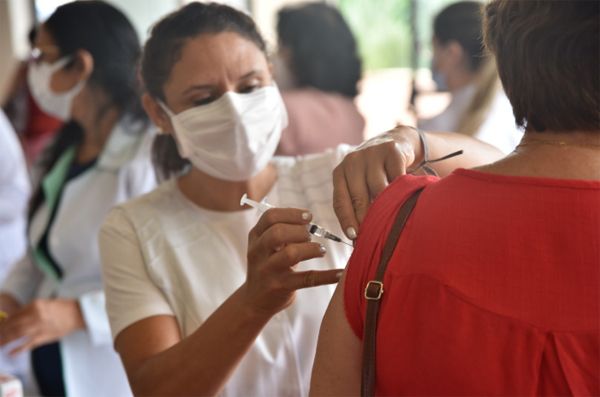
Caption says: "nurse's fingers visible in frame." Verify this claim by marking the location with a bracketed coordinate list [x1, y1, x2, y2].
[384, 142, 409, 182]
[366, 160, 389, 201]
[250, 208, 312, 240]
[260, 223, 311, 253]
[288, 269, 344, 290]
[267, 242, 326, 270]
[332, 164, 359, 241]
[343, 152, 371, 225]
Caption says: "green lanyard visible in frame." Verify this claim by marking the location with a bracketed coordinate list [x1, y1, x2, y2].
[32, 146, 76, 281]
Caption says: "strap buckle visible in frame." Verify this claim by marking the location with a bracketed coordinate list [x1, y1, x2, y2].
[364, 281, 384, 301]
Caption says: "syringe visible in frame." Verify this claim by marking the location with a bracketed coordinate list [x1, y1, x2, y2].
[240, 194, 352, 247]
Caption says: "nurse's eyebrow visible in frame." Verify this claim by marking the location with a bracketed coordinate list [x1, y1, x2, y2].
[182, 84, 214, 95]
[238, 69, 262, 80]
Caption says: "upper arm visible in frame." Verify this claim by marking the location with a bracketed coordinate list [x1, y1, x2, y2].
[114, 314, 182, 386]
[310, 271, 361, 396]
[98, 208, 174, 341]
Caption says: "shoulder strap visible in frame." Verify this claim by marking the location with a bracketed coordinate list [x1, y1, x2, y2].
[361, 187, 424, 397]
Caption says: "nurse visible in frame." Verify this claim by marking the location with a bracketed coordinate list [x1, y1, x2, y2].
[0, 2, 155, 396]
[98, 3, 503, 396]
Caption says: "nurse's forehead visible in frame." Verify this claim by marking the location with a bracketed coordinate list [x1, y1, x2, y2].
[168, 32, 267, 84]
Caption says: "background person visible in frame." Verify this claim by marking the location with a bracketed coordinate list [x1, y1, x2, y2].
[2, 26, 63, 166]
[312, 0, 600, 394]
[0, 109, 32, 393]
[0, 2, 155, 396]
[418, 1, 522, 154]
[274, 2, 365, 156]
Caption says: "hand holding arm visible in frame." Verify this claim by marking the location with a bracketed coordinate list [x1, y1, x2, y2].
[333, 125, 504, 239]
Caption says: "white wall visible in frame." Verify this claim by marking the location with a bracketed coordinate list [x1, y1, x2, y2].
[105, 0, 180, 43]
[0, 0, 34, 104]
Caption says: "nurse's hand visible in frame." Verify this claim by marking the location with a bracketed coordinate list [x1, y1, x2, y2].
[333, 125, 420, 240]
[245, 208, 342, 316]
[0, 298, 85, 355]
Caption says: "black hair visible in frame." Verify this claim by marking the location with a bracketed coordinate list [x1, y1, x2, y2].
[28, 26, 37, 47]
[434, 1, 487, 72]
[29, 0, 146, 221]
[277, 2, 361, 98]
[141, 2, 267, 178]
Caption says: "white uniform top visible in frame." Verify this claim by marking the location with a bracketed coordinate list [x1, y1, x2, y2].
[1, 120, 156, 397]
[99, 146, 353, 397]
[0, 110, 30, 280]
[0, 110, 31, 388]
[419, 84, 524, 154]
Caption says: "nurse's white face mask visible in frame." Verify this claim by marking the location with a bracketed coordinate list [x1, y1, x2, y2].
[27, 56, 85, 121]
[159, 85, 288, 182]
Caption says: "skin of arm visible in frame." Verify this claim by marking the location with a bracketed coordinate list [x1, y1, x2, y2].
[115, 287, 272, 396]
[310, 272, 361, 396]
[333, 125, 504, 239]
[113, 208, 342, 396]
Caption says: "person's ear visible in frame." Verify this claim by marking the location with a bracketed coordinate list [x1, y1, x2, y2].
[445, 41, 466, 70]
[142, 93, 174, 134]
[73, 49, 94, 82]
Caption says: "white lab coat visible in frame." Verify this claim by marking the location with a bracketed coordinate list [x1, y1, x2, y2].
[1, 120, 156, 397]
[0, 110, 32, 391]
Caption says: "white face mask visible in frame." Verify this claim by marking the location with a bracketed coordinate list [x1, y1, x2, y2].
[27, 56, 85, 121]
[159, 85, 288, 182]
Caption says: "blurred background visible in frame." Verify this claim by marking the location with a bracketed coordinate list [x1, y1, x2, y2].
[0, 0, 457, 139]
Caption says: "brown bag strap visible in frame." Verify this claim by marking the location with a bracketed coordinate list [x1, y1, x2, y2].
[361, 188, 424, 397]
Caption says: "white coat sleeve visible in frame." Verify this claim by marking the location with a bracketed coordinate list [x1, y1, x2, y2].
[0, 111, 30, 223]
[98, 207, 174, 340]
[1, 254, 43, 304]
[78, 289, 113, 346]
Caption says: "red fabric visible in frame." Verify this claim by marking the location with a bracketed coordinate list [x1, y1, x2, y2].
[345, 169, 600, 396]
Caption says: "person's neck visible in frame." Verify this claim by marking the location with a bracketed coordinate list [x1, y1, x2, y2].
[72, 92, 120, 164]
[178, 164, 278, 212]
[476, 130, 600, 181]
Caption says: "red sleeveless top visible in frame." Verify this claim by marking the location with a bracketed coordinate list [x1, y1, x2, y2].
[345, 169, 600, 395]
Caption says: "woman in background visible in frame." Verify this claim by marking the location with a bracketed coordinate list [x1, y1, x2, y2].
[419, 1, 522, 154]
[0, 2, 155, 395]
[274, 2, 365, 156]
[2, 26, 62, 166]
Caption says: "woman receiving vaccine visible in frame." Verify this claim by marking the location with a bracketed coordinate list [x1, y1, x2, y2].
[99, 3, 503, 396]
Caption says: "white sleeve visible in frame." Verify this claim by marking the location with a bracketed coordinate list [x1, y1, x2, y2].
[78, 289, 113, 346]
[0, 110, 30, 223]
[125, 132, 157, 199]
[1, 254, 43, 304]
[99, 207, 174, 339]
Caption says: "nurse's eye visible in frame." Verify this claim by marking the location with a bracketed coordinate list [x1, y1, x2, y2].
[192, 96, 216, 106]
[239, 84, 259, 94]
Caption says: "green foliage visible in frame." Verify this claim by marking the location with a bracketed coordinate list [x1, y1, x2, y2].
[338, 0, 411, 70]
[338, 0, 461, 71]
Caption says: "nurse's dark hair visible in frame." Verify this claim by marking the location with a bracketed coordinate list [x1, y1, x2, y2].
[141, 2, 267, 178]
[29, 1, 146, 221]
